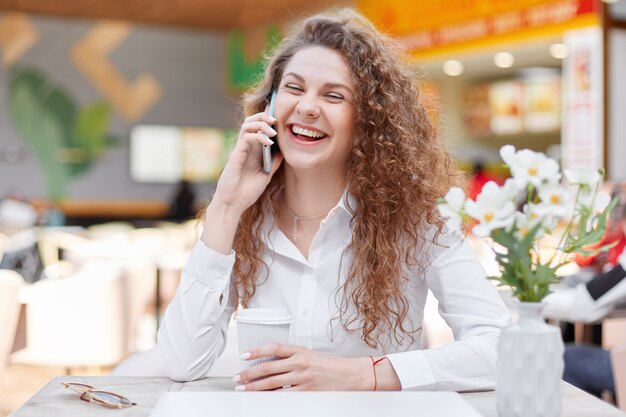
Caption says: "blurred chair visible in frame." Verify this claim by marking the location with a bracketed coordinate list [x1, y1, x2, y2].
[12, 254, 157, 371]
[603, 310, 626, 410]
[613, 343, 626, 411]
[0, 270, 25, 378]
[127, 227, 189, 330]
[0, 229, 44, 283]
[11, 261, 129, 371]
[0, 232, 9, 260]
[602, 309, 626, 351]
[156, 220, 199, 252]
[86, 222, 134, 240]
[182, 218, 202, 245]
[0, 198, 37, 232]
[122, 256, 156, 353]
[112, 317, 240, 377]
[127, 228, 169, 254]
[154, 252, 189, 329]
[62, 236, 132, 267]
[36, 227, 87, 267]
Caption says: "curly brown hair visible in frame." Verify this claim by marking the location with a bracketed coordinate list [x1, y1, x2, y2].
[232, 8, 463, 349]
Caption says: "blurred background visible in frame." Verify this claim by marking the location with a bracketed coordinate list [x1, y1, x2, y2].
[1, 0, 625, 415]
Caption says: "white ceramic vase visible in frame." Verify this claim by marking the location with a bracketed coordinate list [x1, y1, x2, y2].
[497, 302, 564, 417]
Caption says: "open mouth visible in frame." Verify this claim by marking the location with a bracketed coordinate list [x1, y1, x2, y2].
[288, 124, 328, 142]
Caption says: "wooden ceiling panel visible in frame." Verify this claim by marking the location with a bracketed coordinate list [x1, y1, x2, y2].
[0, 0, 353, 30]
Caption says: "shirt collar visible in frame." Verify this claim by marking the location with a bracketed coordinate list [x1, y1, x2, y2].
[336, 187, 355, 217]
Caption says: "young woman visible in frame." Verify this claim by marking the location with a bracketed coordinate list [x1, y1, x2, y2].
[157, 8, 510, 391]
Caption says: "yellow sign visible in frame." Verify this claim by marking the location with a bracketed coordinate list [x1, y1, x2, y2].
[0, 13, 38, 67]
[358, 0, 599, 59]
[71, 22, 162, 122]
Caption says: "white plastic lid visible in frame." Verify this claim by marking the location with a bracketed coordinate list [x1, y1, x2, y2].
[236, 308, 292, 324]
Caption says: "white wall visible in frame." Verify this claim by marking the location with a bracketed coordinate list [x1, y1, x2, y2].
[608, 5, 626, 181]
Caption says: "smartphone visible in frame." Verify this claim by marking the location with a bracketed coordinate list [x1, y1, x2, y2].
[262, 90, 278, 173]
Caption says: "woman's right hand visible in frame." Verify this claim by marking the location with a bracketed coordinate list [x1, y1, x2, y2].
[211, 111, 283, 218]
[201, 111, 283, 254]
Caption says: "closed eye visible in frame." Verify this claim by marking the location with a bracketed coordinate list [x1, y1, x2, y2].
[326, 93, 344, 100]
[285, 84, 303, 92]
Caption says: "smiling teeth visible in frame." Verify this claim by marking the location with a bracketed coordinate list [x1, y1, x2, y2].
[291, 125, 325, 138]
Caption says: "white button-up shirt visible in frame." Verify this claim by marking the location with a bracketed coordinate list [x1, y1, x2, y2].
[158, 194, 511, 391]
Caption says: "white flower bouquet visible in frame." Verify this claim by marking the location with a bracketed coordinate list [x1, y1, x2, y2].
[438, 145, 617, 302]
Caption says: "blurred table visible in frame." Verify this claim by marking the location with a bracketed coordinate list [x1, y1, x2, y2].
[10, 376, 626, 417]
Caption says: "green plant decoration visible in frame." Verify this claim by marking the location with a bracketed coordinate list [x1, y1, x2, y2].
[227, 25, 281, 91]
[8, 66, 119, 201]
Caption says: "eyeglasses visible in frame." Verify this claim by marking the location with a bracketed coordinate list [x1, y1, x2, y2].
[61, 382, 137, 409]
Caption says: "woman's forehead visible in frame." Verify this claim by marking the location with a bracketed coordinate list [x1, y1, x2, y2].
[282, 47, 353, 88]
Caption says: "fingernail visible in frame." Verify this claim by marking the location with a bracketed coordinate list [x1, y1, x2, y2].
[232, 374, 240, 383]
[266, 139, 275, 145]
[269, 116, 277, 122]
[235, 384, 246, 392]
[269, 128, 277, 135]
[240, 352, 251, 360]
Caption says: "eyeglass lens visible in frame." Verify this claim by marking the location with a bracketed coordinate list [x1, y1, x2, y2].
[63, 383, 136, 408]
[83, 391, 132, 405]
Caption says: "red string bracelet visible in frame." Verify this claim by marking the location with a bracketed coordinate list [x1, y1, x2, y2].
[369, 356, 387, 391]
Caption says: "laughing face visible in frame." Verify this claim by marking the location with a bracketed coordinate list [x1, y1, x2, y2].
[274, 46, 356, 175]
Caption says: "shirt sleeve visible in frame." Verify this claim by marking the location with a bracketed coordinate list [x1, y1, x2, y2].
[157, 240, 238, 381]
[386, 234, 511, 391]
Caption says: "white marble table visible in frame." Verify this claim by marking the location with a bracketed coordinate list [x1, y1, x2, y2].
[10, 376, 626, 417]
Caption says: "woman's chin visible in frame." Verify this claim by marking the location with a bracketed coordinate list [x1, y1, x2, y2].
[282, 155, 329, 172]
[281, 148, 349, 174]
[283, 160, 322, 172]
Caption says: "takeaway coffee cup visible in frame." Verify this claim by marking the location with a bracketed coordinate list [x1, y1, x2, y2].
[236, 308, 292, 370]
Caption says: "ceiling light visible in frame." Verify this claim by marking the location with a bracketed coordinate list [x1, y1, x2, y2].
[601, 0, 620, 4]
[549, 43, 569, 59]
[443, 60, 464, 76]
[494, 52, 515, 68]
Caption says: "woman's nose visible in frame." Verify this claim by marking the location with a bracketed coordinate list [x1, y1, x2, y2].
[295, 94, 321, 118]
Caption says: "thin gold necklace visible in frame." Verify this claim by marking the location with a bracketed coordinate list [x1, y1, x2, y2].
[285, 205, 330, 242]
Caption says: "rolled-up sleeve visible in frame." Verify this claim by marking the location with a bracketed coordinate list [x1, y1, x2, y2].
[387, 235, 511, 391]
[157, 240, 238, 381]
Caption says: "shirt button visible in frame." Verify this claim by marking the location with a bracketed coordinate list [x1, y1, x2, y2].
[302, 308, 311, 317]
[219, 268, 228, 276]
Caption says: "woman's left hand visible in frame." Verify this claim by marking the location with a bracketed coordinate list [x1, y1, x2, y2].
[233, 344, 372, 391]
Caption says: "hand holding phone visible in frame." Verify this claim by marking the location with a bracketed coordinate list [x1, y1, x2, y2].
[262, 90, 278, 173]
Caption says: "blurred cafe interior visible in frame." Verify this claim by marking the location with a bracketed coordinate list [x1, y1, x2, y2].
[1, 0, 626, 415]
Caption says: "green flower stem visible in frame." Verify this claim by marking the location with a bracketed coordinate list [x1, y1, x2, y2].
[549, 187, 581, 268]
